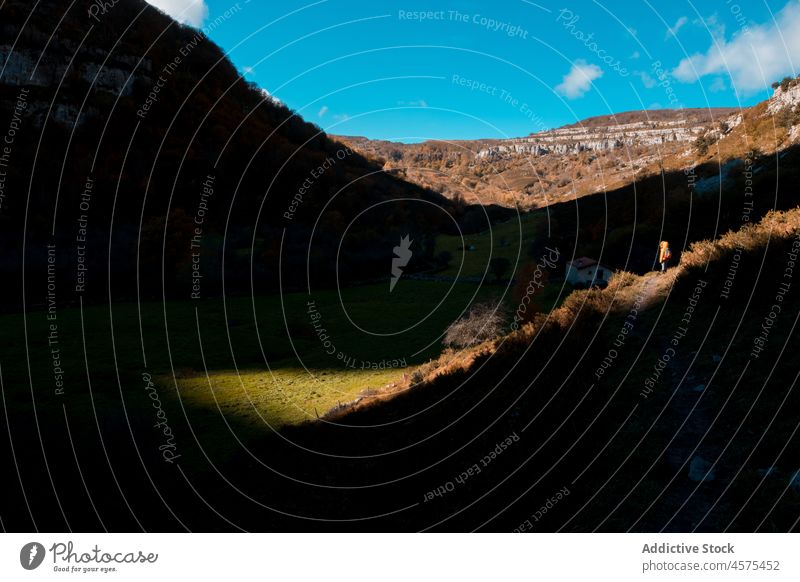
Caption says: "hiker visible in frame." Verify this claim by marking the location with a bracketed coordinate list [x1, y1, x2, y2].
[658, 241, 671, 272]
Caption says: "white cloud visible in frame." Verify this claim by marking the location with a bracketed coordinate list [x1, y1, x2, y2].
[672, 1, 800, 93]
[709, 77, 727, 92]
[666, 16, 688, 39]
[694, 13, 725, 39]
[555, 60, 603, 99]
[637, 71, 656, 89]
[630, 51, 641, 60]
[398, 100, 428, 107]
[146, 0, 209, 27]
[242, 66, 254, 75]
[318, 106, 329, 118]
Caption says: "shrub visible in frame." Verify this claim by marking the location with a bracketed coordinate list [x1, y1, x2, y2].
[775, 106, 795, 129]
[443, 302, 508, 348]
[489, 257, 511, 281]
[677, 209, 800, 277]
[695, 134, 713, 155]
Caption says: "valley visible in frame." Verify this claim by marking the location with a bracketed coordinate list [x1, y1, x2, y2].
[2, 0, 800, 536]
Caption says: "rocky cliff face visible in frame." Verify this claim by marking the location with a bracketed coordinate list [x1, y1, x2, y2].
[0, 42, 152, 126]
[0, 45, 151, 94]
[476, 118, 708, 160]
[472, 108, 745, 162]
[495, 79, 800, 160]
[338, 108, 740, 209]
[767, 80, 800, 113]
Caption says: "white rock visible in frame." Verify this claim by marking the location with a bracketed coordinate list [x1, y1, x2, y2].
[474, 119, 704, 159]
[767, 82, 800, 114]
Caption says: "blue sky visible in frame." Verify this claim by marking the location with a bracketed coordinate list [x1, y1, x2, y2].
[150, 0, 800, 141]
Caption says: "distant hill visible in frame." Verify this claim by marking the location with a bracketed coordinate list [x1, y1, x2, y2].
[336, 95, 800, 209]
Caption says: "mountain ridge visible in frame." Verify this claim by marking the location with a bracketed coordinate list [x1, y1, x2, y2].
[334, 94, 798, 209]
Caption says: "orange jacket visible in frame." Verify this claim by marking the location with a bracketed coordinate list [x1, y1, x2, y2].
[659, 241, 670, 262]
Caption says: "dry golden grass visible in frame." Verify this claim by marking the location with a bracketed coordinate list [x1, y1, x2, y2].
[680, 208, 800, 270]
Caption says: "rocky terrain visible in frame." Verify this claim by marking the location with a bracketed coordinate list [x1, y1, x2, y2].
[336, 93, 800, 209]
[476, 108, 738, 159]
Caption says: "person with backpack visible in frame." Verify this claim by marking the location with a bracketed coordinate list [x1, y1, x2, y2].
[658, 241, 671, 272]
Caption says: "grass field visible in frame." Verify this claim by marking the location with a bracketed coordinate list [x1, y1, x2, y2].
[435, 212, 549, 279]
[0, 279, 499, 433]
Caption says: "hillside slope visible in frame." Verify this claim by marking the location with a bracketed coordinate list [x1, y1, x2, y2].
[0, 0, 479, 307]
[273, 205, 800, 531]
[337, 85, 800, 210]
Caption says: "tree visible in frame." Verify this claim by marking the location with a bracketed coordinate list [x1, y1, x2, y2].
[489, 257, 511, 282]
[443, 302, 508, 348]
[694, 134, 711, 156]
[436, 250, 453, 268]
